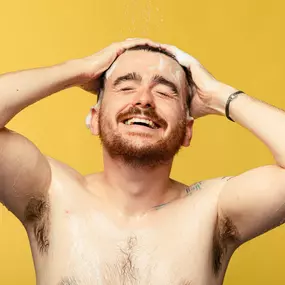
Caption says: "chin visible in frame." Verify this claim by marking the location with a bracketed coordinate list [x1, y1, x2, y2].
[99, 122, 185, 167]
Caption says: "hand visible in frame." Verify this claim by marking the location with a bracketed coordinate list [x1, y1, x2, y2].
[161, 44, 237, 118]
[73, 38, 161, 94]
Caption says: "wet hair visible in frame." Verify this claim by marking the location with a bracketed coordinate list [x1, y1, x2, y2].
[97, 45, 196, 113]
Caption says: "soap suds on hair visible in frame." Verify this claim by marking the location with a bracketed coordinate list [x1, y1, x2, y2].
[106, 61, 118, 79]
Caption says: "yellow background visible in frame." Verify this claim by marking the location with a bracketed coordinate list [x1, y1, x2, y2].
[0, 0, 285, 284]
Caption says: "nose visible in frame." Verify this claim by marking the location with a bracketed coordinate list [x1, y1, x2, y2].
[132, 89, 154, 109]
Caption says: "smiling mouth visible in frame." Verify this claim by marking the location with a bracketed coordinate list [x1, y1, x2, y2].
[122, 117, 160, 129]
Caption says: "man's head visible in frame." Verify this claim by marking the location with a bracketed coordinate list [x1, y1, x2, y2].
[90, 45, 196, 167]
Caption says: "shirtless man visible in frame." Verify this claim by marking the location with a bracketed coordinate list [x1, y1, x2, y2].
[1, 38, 285, 285]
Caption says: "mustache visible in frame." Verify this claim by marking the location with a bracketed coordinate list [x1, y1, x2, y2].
[117, 106, 167, 128]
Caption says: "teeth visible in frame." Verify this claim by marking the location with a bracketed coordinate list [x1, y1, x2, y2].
[124, 118, 155, 128]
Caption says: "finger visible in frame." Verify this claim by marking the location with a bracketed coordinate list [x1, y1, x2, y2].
[121, 38, 161, 50]
[112, 39, 160, 57]
[160, 43, 175, 51]
[125, 37, 154, 43]
[161, 44, 199, 67]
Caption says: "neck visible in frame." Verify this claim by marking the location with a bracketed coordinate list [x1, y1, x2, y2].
[102, 148, 176, 217]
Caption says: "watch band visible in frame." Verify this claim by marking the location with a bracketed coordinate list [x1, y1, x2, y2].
[225, 90, 244, 122]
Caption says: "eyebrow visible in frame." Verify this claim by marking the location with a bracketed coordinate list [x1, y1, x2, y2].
[112, 72, 179, 94]
[113, 72, 142, 87]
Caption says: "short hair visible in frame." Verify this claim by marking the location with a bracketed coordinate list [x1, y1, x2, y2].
[96, 45, 195, 113]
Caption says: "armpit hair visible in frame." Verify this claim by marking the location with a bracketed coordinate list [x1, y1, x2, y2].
[24, 196, 50, 253]
[58, 277, 79, 285]
[212, 215, 240, 275]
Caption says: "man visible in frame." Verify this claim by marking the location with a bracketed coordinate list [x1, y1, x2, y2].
[0, 38, 285, 285]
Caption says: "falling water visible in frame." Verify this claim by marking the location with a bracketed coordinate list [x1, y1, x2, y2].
[118, 0, 164, 38]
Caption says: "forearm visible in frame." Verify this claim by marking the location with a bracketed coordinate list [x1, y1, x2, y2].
[0, 60, 82, 128]
[212, 87, 285, 168]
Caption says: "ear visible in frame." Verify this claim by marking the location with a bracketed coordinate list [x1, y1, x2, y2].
[90, 106, 100, 136]
[182, 116, 194, 147]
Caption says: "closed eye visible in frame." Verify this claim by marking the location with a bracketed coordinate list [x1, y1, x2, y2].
[120, 87, 135, 91]
[155, 89, 176, 97]
[154, 85, 176, 97]
[157, 91, 169, 96]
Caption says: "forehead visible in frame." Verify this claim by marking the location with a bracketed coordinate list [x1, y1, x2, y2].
[106, 50, 186, 85]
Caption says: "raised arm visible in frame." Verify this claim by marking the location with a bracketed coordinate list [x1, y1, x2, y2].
[0, 38, 161, 222]
[162, 44, 285, 244]
[216, 94, 285, 243]
[0, 60, 84, 222]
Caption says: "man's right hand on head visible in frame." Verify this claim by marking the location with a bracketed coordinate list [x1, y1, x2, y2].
[75, 38, 161, 94]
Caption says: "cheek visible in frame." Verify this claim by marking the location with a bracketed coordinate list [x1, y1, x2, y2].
[156, 99, 183, 124]
[101, 95, 131, 123]
[155, 94, 183, 111]
[100, 101, 116, 123]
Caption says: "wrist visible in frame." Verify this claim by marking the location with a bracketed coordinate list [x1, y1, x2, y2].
[59, 59, 91, 88]
[208, 84, 238, 116]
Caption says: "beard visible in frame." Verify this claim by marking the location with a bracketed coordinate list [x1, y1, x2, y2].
[98, 105, 187, 168]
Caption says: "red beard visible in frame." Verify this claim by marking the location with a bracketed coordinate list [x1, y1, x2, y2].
[98, 105, 187, 168]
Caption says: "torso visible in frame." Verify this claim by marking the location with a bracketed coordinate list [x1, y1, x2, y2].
[24, 159, 237, 285]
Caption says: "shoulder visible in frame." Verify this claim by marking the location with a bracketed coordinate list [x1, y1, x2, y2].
[186, 177, 229, 193]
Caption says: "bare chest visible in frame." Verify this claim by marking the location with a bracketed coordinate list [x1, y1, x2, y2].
[29, 203, 219, 285]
